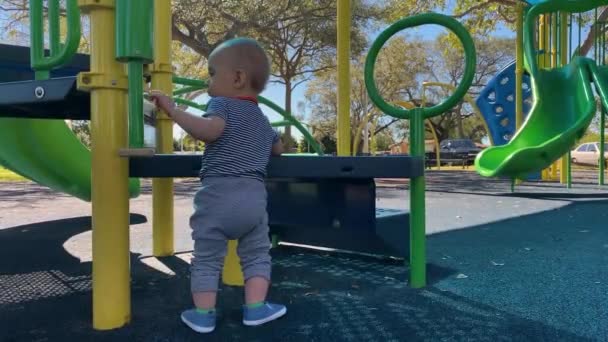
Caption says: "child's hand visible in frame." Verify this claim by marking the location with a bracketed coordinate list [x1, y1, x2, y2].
[148, 90, 176, 115]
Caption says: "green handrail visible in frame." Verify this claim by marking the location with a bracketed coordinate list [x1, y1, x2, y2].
[170, 76, 324, 155]
[172, 76, 208, 88]
[48, 0, 61, 55]
[271, 120, 292, 127]
[30, 0, 81, 79]
[257, 96, 324, 155]
[525, 0, 608, 80]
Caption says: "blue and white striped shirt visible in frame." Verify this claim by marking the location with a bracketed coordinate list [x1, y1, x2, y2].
[200, 96, 279, 181]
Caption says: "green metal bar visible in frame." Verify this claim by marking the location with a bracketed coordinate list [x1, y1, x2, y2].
[568, 13, 572, 189]
[525, 1, 608, 79]
[174, 86, 204, 97]
[174, 97, 208, 112]
[258, 96, 324, 155]
[172, 76, 208, 88]
[409, 109, 426, 288]
[48, 0, 61, 55]
[29, 1, 47, 80]
[271, 120, 292, 128]
[170, 76, 323, 155]
[365, 13, 476, 120]
[30, 0, 81, 73]
[128, 62, 144, 147]
[601, 20, 606, 185]
[600, 107, 605, 185]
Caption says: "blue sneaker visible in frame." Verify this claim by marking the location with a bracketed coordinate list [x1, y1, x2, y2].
[243, 302, 287, 326]
[180, 309, 216, 333]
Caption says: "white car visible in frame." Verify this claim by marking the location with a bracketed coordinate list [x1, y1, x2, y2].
[571, 142, 608, 167]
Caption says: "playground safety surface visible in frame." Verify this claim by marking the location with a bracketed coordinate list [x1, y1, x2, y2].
[1, 170, 607, 341]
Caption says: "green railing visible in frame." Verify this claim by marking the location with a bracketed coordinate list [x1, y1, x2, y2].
[172, 76, 324, 155]
[30, 0, 81, 80]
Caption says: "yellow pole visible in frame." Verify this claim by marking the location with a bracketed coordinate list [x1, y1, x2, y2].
[222, 240, 244, 285]
[560, 12, 569, 184]
[515, 3, 524, 185]
[151, 0, 174, 256]
[515, 3, 524, 139]
[337, 0, 351, 156]
[78, 0, 130, 330]
[551, 14, 559, 180]
[151, 1, 243, 284]
[538, 15, 550, 181]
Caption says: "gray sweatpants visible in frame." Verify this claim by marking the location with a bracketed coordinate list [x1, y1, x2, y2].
[189, 177, 271, 292]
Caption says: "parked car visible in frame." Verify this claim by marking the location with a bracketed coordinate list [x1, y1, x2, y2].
[571, 142, 608, 167]
[434, 139, 482, 165]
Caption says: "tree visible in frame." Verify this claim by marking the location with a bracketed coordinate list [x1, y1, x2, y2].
[425, 35, 515, 141]
[306, 35, 431, 155]
[171, 0, 382, 149]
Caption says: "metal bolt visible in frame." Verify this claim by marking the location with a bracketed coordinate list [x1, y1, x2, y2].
[34, 86, 45, 99]
[82, 76, 91, 84]
[111, 80, 117, 86]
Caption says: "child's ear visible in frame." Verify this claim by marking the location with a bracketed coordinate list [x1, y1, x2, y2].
[234, 69, 248, 89]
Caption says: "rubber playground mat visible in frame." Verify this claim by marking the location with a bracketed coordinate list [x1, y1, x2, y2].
[1, 171, 607, 341]
[1, 194, 607, 341]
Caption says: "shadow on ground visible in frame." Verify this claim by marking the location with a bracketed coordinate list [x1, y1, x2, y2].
[2, 196, 606, 341]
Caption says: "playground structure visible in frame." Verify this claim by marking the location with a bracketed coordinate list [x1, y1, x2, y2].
[0, 0, 421, 330]
[1, 0, 608, 333]
[475, 0, 608, 186]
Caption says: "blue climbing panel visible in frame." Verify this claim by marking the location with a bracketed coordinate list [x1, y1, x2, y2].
[476, 61, 533, 146]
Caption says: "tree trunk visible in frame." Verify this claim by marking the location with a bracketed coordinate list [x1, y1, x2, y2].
[284, 79, 292, 139]
[456, 104, 465, 138]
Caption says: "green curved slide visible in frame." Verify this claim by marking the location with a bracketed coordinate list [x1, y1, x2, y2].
[0, 118, 140, 202]
[475, 58, 597, 178]
[475, 0, 608, 179]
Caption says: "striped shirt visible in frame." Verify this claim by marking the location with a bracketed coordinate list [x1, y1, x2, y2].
[200, 96, 279, 181]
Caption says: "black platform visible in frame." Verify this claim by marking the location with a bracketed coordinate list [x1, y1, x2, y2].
[0, 44, 91, 120]
[130, 155, 419, 257]
[128, 155, 424, 179]
[0, 77, 90, 120]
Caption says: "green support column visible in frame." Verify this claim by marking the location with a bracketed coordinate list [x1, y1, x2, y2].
[409, 109, 426, 288]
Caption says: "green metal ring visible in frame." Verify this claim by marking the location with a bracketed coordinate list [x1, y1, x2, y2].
[365, 13, 477, 120]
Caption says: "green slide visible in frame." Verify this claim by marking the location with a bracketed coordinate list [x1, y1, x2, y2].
[0, 118, 140, 202]
[475, 0, 608, 179]
[475, 58, 597, 179]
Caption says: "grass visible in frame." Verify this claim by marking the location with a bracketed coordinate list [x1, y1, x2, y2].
[0, 168, 26, 182]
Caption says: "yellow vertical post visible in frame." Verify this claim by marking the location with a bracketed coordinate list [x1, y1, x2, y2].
[151, 0, 174, 256]
[78, 0, 130, 330]
[222, 240, 244, 285]
[337, 0, 351, 156]
[515, 3, 524, 185]
[538, 15, 550, 181]
[551, 14, 559, 181]
[560, 12, 569, 184]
